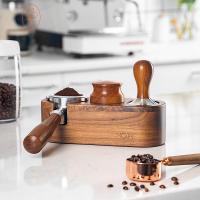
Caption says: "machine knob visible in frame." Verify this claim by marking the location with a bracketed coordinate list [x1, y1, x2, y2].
[113, 9, 123, 23]
[66, 10, 78, 22]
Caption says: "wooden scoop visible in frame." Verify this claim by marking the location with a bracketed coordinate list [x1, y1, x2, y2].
[126, 153, 200, 182]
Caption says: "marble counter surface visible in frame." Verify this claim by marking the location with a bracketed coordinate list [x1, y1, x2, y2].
[1, 93, 200, 200]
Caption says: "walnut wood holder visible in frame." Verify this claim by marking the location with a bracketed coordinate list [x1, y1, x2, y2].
[41, 99, 166, 147]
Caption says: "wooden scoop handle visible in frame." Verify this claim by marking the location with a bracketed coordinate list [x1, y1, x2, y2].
[23, 113, 61, 154]
[163, 154, 200, 166]
[133, 60, 153, 99]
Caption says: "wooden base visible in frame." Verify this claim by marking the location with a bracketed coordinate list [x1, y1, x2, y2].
[41, 99, 166, 147]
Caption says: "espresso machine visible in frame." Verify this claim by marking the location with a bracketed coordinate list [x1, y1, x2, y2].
[34, 0, 147, 55]
[0, 0, 32, 54]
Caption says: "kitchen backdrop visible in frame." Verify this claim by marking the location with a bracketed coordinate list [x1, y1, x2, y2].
[1, 0, 200, 119]
[1, 1, 200, 200]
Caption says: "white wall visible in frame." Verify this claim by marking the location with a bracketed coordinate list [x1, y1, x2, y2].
[132, 0, 200, 38]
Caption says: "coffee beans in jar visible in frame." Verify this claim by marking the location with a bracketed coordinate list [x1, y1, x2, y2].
[0, 82, 17, 121]
[0, 40, 21, 123]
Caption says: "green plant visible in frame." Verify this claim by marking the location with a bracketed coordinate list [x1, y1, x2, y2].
[178, 0, 196, 10]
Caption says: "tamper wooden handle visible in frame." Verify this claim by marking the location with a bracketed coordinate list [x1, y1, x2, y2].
[163, 154, 200, 166]
[133, 60, 153, 99]
[23, 113, 61, 154]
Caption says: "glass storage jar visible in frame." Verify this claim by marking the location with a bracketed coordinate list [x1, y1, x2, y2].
[0, 40, 21, 123]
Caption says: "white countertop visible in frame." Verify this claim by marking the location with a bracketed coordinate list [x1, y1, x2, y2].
[1, 93, 200, 200]
[21, 41, 200, 75]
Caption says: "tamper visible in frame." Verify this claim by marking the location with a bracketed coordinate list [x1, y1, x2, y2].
[132, 60, 157, 106]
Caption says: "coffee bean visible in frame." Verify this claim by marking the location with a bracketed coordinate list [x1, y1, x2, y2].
[130, 182, 136, 186]
[127, 154, 159, 164]
[141, 158, 147, 163]
[140, 184, 145, 189]
[144, 188, 149, 192]
[133, 157, 139, 162]
[123, 186, 129, 190]
[0, 83, 16, 120]
[146, 154, 153, 159]
[174, 181, 179, 185]
[122, 181, 128, 185]
[107, 184, 113, 188]
[134, 186, 140, 192]
[150, 182, 155, 186]
[171, 177, 178, 182]
[159, 185, 166, 189]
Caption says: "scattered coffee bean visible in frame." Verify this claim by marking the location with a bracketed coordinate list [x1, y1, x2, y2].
[144, 188, 149, 192]
[107, 184, 113, 188]
[150, 182, 155, 186]
[171, 177, 178, 182]
[159, 185, 166, 189]
[174, 181, 179, 185]
[130, 182, 136, 186]
[122, 181, 128, 185]
[140, 184, 145, 189]
[123, 186, 129, 190]
[134, 186, 140, 192]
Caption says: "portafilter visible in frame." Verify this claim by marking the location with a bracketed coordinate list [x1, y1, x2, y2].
[23, 95, 87, 154]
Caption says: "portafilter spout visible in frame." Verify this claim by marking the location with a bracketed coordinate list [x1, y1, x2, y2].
[23, 95, 87, 154]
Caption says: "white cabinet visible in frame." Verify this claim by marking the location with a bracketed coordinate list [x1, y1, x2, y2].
[21, 61, 200, 107]
[21, 74, 62, 107]
[64, 62, 200, 98]
[151, 62, 200, 96]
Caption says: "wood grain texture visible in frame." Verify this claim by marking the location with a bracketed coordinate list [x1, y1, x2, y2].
[134, 60, 153, 99]
[41, 99, 166, 147]
[163, 154, 200, 166]
[90, 81, 124, 105]
[23, 112, 61, 154]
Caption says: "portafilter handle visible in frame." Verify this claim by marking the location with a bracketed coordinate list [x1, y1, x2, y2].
[23, 95, 87, 154]
[23, 109, 64, 154]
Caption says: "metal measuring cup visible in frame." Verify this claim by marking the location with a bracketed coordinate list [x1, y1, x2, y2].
[126, 154, 200, 182]
[23, 95, 87, 154]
